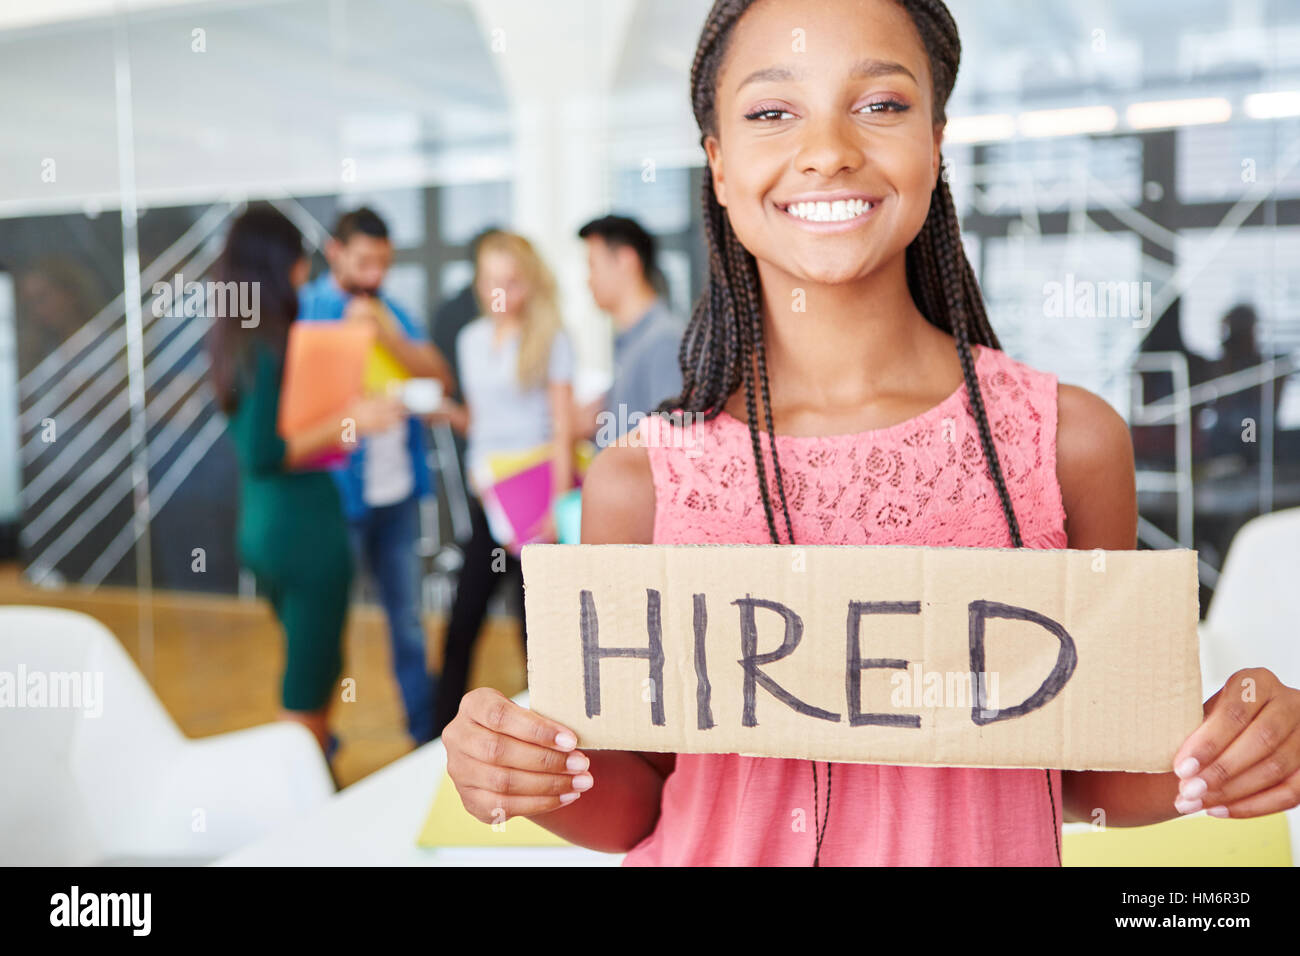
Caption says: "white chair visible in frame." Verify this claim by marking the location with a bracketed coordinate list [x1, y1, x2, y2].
[0, 606, 334, 865]
[1197, 507, 1300, 862]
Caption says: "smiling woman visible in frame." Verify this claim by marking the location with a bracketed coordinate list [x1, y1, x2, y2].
[704, 1, 945, 290]
[438, 0, 1300, 869]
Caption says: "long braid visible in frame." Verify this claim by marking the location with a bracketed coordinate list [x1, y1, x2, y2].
[666, 0, 1058, 866]
[902, 1, 1057, 857]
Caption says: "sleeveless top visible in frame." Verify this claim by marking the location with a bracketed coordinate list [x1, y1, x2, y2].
[623, 344, 1069, 866]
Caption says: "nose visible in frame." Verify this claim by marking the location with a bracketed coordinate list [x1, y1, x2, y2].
[793, 113, 865, 179]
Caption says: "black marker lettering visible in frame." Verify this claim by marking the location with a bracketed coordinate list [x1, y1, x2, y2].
[693, 593, 714, 730]
[968, 599, 1077, 725]
[846, 600, 922, 728]
[580, 588, 666, 725]
[734, 594, 839, 727]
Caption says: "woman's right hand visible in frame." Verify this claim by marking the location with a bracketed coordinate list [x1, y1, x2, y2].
[444, 687, 592, 824]
[345, 394, 406, 437]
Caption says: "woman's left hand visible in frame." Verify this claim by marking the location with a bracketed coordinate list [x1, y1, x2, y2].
[1173, 668, 1300, 818]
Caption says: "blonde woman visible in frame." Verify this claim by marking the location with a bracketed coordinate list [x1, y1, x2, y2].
[430, 231, 575, 738]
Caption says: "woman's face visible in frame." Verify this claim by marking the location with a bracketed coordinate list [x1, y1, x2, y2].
[705, 0, 942, 287]
[476, 248, 532, 318]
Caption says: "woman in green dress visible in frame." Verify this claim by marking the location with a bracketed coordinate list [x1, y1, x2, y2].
[207, 205, 403, 755]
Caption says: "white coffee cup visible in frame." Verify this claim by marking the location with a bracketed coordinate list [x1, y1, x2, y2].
[400, 378, 444, 414]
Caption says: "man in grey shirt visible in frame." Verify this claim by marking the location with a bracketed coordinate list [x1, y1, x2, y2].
[575, 215, 686, 446]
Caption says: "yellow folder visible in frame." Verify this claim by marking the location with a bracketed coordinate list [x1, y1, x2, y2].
[486, 440, 598, 484]
[417, 772, 570, 847]
[1063, 812, 1292, 866]
[361, 301, 412, 394]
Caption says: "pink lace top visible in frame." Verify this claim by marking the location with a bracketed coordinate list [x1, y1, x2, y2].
[623, 344, 1070, 866]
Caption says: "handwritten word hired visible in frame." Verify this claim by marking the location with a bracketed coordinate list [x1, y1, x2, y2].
[578, 590, 1078, 728]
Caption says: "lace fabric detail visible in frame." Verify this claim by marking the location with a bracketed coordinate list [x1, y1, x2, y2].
[640, 344, 1068, 550]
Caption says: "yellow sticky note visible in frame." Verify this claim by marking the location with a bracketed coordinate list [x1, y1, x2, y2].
[1063, 813, 1292, 867]
[417, 772, 570, 848]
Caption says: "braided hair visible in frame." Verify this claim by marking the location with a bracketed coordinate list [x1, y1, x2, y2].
[657, 0, 1060, 866]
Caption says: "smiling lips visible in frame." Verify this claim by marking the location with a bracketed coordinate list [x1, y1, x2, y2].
[777, 194, 880, 229]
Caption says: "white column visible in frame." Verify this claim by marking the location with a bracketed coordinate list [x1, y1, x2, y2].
[469, 0, 639, 389]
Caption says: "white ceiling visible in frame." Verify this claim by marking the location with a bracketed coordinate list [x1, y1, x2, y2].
[1, 0, 1297, 217]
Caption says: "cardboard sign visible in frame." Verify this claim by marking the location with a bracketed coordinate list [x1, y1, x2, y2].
[521, 544, 1203, 772]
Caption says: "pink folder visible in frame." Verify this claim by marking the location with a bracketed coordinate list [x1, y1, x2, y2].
[481, 459, 553, 555]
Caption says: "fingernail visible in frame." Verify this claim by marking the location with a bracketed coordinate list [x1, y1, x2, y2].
[1174, 757, 1200, 779]
[559, 792, 580, 804]
[555, 732, 577, 749]
[566, 753, 589, 772]
[1206, 805, 1229, 818]
[1179, 776, 1207, 800]
[1174, 797, 1202, 814]
[572, 773, 593, 791]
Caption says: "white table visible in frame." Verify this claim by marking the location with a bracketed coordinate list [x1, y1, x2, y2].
[216, 737, 1297, 866]
[218, 706, 622, 866]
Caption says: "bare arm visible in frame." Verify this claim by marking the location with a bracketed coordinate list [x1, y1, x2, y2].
[283, 397, 404, 469]
[549, 381, 575, 500]
[428, 400, 471, 437]
[572, 394, 607, 442]
[1055, 384, 1184, 825]
[350, 296, 457, 392]
[444, 438, 675, 853]
[1060, 385, 1300, 826]
[380, 327, 456, 393]
[283, 416, 353, 469]
[525, 441, 675, 850]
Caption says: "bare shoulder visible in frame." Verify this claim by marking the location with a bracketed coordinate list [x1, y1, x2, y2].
[580, 441, 655, 545]
[1055, 384, 1136, 549]
[1056, 384, 1132, 464]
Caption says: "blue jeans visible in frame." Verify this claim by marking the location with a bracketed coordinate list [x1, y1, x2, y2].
[349, 495, 436, 745]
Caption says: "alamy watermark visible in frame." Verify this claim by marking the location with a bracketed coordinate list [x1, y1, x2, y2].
[150, 273, 260, 327]
[889, 665, 1002, 718]
[595, 405, 707, 458]
[1042, 273, 1151, 328]
[0, 666, 103, 718]
[50, 886, 150, 936]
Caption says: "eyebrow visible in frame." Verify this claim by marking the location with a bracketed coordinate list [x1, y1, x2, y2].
[736, 57, 919, 91]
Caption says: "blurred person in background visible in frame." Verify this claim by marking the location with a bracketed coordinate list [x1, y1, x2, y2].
[15, 256, 104, 377]
[1203, 303, 1284, 466]
[428, 231, 575, 739]
[207, 204, 404, 759]
[573, 215, 685, 445]
[298, 207, 455, 746]
[1194, 303, 1288, 591]
[430, 226, 504, 488]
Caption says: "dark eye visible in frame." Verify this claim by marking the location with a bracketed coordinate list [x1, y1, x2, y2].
[859, 99, 909, 115]
[744, 108, 794, 121]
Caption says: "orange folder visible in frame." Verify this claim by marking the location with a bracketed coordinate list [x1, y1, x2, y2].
[276, 320, 373, 443]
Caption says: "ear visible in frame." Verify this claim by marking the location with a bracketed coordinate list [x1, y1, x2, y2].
[616, 244, 640, 275]
[703, 135, 728, 208]
[324, 237, 341, 266]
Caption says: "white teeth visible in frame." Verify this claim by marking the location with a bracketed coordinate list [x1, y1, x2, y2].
[784, 198, 872, 222]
